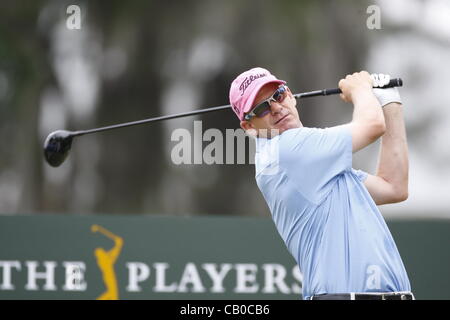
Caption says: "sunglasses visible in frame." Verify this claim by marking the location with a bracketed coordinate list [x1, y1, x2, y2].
[244, 85, 288, 121]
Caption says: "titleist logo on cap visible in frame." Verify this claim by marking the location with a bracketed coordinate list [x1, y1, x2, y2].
[239, 73, 267, 96]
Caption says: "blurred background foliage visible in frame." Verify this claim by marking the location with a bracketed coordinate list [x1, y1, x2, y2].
[0, 0, 449, 218]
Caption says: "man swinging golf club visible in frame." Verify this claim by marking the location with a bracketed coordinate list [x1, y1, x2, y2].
[229, 67, 413, 300]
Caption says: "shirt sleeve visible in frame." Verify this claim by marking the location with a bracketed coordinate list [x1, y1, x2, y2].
[351, 168, 369, 182]
[279, 126, 352, 204]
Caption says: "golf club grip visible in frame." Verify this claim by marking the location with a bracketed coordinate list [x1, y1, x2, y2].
[295, 78, 403, 98]
[323, 78, 403, 96]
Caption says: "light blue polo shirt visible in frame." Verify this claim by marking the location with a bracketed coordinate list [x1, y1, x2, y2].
[254, 126, 411, 300]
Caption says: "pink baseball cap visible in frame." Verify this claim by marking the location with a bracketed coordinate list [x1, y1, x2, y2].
[229, 67, 286, 121]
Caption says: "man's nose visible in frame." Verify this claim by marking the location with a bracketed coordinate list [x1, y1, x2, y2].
[270, 101, 284, 114]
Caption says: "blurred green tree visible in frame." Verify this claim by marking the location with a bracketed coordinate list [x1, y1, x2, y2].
[0, 0, 369, 216]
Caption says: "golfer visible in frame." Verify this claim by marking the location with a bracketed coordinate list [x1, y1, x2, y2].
[229, 67, 413, 300]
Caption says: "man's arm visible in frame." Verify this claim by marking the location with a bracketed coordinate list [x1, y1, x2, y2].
[364, 102, 409, 205]
[338, 71, 386, 153]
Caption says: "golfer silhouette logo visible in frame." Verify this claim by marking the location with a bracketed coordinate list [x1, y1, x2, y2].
[91, 225, 123, 300]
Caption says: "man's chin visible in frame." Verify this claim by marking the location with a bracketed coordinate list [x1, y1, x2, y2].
[275, 120, 299, 135]
[255, 121, 300, 138]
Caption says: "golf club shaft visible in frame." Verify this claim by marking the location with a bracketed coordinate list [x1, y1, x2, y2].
[72, 104, 232, 137]
[72, 78, 403, 137]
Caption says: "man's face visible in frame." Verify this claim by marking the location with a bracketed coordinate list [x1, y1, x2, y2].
[240, 83, 302, 138]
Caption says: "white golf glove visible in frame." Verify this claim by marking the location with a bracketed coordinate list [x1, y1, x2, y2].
[371, 73, 402, 107]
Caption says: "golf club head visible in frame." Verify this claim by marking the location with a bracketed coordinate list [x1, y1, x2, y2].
[43, 130, 75, 167]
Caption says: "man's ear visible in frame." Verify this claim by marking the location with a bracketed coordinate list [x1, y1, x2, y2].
[240, 120, 257, 137]
[286, 87, 297, 107]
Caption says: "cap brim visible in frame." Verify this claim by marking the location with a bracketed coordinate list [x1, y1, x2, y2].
[241, 79, 286, 120]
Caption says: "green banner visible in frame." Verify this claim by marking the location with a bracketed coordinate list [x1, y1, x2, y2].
[0, 215, 299, 300]
[0, 215, 449, 299]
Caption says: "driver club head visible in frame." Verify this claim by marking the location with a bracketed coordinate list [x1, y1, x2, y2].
[43, 130, 75, 167]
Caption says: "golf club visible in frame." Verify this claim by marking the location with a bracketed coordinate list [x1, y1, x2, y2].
[43, 78, 403, 167]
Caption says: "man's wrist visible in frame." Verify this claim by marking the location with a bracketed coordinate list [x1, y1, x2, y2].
[383, 102, 403, 111]
[351, 88, 379, 105]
